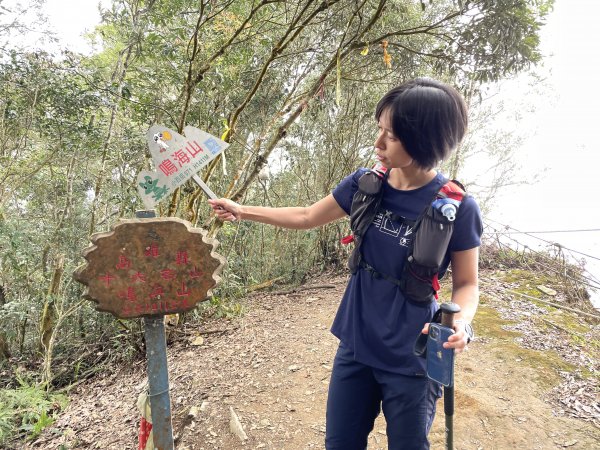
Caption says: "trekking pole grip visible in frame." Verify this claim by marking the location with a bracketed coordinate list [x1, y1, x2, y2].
[440, 302, 461, 328]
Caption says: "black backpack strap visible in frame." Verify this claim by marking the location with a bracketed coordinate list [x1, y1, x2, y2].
[359, 259, 402, 286]
[413, 175, 449, 231]
[347, 169, 389, 273]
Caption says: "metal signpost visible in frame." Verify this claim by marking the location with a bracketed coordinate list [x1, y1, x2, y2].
[74, 126, 229, 449]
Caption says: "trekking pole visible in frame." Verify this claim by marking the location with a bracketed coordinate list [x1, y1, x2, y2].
[440, 302, 461, 450]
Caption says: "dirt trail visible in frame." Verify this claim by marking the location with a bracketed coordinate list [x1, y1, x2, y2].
[27, 272, 599, 449]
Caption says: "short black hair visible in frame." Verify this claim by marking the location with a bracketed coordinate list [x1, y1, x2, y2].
[375, 78, 468, 170]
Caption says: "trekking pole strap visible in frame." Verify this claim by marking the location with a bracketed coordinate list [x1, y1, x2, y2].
[413, 308, 443, 358]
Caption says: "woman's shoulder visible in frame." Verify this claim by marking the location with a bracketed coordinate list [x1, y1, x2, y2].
[332, 167, 371, 214]
[353, 167, 371, 180]
[459, 192, 481, 214]
[451, 192, 483, 250]
[339, 167, 371, 189]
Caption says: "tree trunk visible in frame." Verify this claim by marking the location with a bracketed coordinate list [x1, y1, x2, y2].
[38, 254, 64, 354]
[0, 285, 11, 360]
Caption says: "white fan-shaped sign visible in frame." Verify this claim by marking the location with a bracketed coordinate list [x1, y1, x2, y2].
[137, 125, 228, 208]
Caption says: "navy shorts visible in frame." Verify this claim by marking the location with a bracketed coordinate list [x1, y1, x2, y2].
[325, 343, 442, 450]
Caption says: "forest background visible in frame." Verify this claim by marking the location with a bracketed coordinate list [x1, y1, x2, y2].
[2, 0, 594, 445]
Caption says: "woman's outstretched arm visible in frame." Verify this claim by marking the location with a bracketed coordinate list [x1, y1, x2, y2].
[208, 194, 347, 230]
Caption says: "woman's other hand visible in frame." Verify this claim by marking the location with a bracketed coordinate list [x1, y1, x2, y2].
[444, 321, 470, 354]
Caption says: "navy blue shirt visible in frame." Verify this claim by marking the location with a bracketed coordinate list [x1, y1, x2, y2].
[331, 169, 483, 376]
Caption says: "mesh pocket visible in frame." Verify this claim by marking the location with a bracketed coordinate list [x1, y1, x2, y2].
[400, 258, 437, 303]
[411, 206, 454, 268]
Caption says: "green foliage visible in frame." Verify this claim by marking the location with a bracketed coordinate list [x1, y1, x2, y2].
[0, 376, 68, 445]
[0, 0, 553, 398]
[205, 295, 245, 320]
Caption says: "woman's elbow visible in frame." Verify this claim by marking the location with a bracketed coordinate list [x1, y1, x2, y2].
[291, 207, 313, 230]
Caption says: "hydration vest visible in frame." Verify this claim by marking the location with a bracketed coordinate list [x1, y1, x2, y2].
[341, 167, 467, 304]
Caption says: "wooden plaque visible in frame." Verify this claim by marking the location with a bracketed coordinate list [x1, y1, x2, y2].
[73, 218, 226, 319]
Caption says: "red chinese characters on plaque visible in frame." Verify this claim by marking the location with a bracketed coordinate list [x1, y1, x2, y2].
[73, 218, 225, 319]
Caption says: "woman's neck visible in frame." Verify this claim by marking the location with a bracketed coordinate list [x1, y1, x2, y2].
[387, 167, 437, 191]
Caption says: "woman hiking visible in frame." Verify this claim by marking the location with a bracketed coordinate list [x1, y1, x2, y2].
[208, 77, 482, 450]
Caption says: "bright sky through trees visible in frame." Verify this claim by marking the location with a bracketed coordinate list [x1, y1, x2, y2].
[484, 0, 600, 305]
[13, 0, 600, 305]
